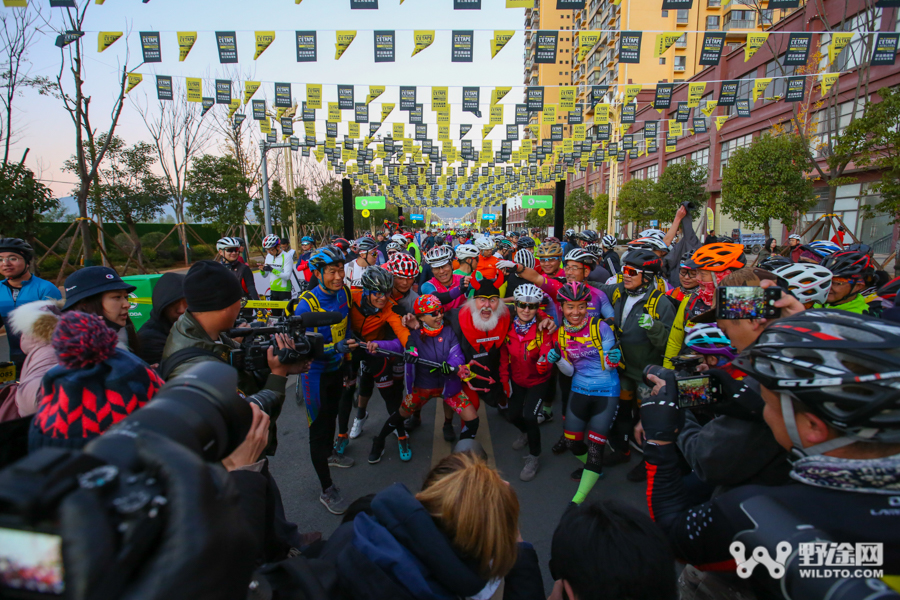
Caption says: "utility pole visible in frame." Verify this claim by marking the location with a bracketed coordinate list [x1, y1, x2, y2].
[259, 139, 294, 236]
[607, 105, 621, 236]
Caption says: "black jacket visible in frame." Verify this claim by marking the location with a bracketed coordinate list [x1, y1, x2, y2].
[137, 272, 185, 365]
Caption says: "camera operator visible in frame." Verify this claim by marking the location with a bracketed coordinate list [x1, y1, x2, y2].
[661, 203, 702, 289]
[641, 310, 900, 598]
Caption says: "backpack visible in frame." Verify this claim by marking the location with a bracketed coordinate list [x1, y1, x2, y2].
[557, 318, 606, 364]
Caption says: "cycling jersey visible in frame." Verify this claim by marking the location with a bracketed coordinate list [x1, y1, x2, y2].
[221, 259, 259, 300]
[821, 293, 880, 316]
[262, 251, 293, 293]
[420, 274, 466, 310]
[556, 317, 619, 397]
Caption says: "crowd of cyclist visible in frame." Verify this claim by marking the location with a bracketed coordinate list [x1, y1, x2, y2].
[2, 207, 899, 598]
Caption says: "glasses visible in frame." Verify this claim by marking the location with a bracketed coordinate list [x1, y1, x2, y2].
[369, 291, 388, 299]
[539, 257, 559, 262]
[564, 264, 585, 272]
[224, 248, 239, 253]
[831, 277, 852, 286]
[420, 310, 442, 318]
[622, 265, 644, 277]
[0, 256, 23, 264]
[679, 268, 698, 278]
[516, 302, 539, 310]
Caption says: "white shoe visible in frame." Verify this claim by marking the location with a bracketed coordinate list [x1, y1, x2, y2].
[349, 413, 368, 439]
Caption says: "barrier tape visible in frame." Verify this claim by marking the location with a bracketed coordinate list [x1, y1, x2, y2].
[128, 297, 290, 309]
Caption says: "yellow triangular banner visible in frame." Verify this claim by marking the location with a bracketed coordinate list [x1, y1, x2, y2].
[828, 32, 854, 64]
[244, 81, 261, 105]
[491, 87, 511, 106]
[367, 85, 385, 104]
[178, 32, 197, 62]
[98, 32, 123, 53]
[821, 72, 840, 96]
[491, 30, 515, 58]
[715, 115, 730, 130]
[687, 82, 706, 107]
[700, 99, 718, 118]
[412, 30, 435, 57]
[752, 78, 772, 102]
[745, 33, 768, 62]
[653, 32, 682, 58]
[335, 30, 357, 60]
[578, 31, 601, 61]
[254, 31, 275, 60]
[126, 72, 143, 94]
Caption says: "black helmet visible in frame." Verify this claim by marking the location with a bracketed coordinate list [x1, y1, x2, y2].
[622, 248, 662, 274]
[735, 310, 900, 449]
[847, 242, 873, 257]
[356, 236, 378, 252]
[757, 255, 793, 271]
[517, 236, 535, 250]
[360, 265, 393, 294]
[821, 251, 874, 279]
[0, 237, 34, 263]
[575, 230, 597, 243]
[308, 245, 345, 272]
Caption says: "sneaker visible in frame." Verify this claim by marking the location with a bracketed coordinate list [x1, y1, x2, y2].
[552, 435, 569, 455]
[570, 467, 584, 482]
[404, 413, 422, 431]
[334, 434, 349, 456]
[512, 432, 529, 451]
[319, 485, 349, 515]
[520, 455, 540, 482]
[398, 436, 412, 461]
[602, 448, 631, 467]
[368, 436, 386, 464]
[349, 413, 368, 439]
[626, 458, 647, 482]
[537, 410, 553, 425]
[443, 421, 456, 442]
[327, 451, 355, 468]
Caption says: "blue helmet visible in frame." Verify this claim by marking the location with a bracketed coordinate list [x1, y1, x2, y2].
[804, 240, 843, 259]
[301, 236, 315, 244]
[309, 245, 345, 272]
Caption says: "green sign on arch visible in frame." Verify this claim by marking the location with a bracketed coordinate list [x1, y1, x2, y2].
[355, 195, 386, 210]
[522, 195, 553, 209]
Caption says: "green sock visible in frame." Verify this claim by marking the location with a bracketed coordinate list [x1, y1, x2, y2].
[576, 452, 587, 464]
[543, 405, 552, 415]
[573, 469, 601, 504]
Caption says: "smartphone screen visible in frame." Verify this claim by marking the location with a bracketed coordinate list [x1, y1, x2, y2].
[0, 526, 64, 597]
[716, 286, 781, 320]
[677, 375, 719, 409]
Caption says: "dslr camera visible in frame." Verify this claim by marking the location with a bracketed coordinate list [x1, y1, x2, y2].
[0, 362, 258, 598]
[226, 310, 343, 372]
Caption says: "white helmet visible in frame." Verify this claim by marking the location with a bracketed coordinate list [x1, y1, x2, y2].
[788, 233, 802, 241]
[773, 263, 833, 305]
[514, 248, 535, 270]
[262, 234, 280, 249]
[455, 244, 480, 259]
[391, 234, 407, 245]
[513, 283, 543, 304]
[601, 234, 616, 248]
[628, 236, 669, 252]
[639, 228, 666, 241]
[474, 237, 494, 251]
[425, 245, 454, 268]
[216, 237, 241, 251]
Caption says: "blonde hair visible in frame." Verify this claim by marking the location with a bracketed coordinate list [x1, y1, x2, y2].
[416, 452, 520, 580]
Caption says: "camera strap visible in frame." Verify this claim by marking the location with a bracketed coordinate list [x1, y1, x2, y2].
[158, 348, 223, 381]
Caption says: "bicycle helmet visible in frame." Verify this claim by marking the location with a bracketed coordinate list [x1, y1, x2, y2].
[403, 231, 416, 242]
[638, 228, 666, 240]
[877, 276, 900, 303]
[356, 236, 378, 252]
[517, 236, 535, 250]
[803, 240, 842, 259]
[678, 250, 695, 268]
[435, 233, 446, 244]
[820, 251, 873, 278]
[684, 323, 737, 360]
[628, 236, 669, 252]
[622, 248, 662, 274]
[734, 310, 900, 451]
[391, 234, 407, 245]
[772, 263, 833, 306]
[847, 242, 873, 257]
[425, 245, 454, 268]
[474, 236, 494, 251]
[300, 236, 315, 244]
[565, 228, 575, 238]
[262, 234, 280, 249]
[332, 238, 351, 253]
[556, 281, 592, 303]
[788, 233, 802, 242]
[757, 255, 793, 271]
[413, 294, 442, 315]
[535, 241, 563, 259]
[564, 247, 598, 266]
[360, 265, 394, 294]
[601, 234, 616, 248]
[308, 245, 345, 272]
[495, 237, 514, 250]
[585, 243, 603, 257]
[543, 236, 561, 244]
[0, 238, 34, 262]
[216, 237, 241, 251]
[387, 253, 420, 278]
[514, 283, 543, 303]
[684, 243, 745, 272]
[455, 244, 480, 260]
[575, 230, 597, 243]
[386, 241, 402, 254]
[514, 248, 535, 270]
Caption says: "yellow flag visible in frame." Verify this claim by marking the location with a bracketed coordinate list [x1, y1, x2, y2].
[559, 87, 576, 110]
[490, 105, 503, 124]
[307, 84, 322, 109]
[506, 0, 532, 7]
[186, 78, 202, 103]
[624, 85, 641, 105]
[529, 123, 539, 137]
[260, 118, 272, 134]
[367, 85, 385, 104]
[745, 33, 768, 62]
[491, 87, 511, 106]
[228, 98, 240, 118]
[381, 103, 395, 121]
[491, 30, 515, 58]
[243, 81, 260, 105]
[578, 31, 601, 61]
[595, 104, 609, 125]
[437, 110, 450, 124]
[305, 121, 315, 138]
[178, 32, 197, 62]
[98, 32, 123, 53]
[829, 32, 854, 64]
[542, 104, 557, 124]
[687, 82, 706, 107]
[431, 87, 448, 110]
[412, 30, 435, 57]
[668, 120, 682, 136]
[335, 31, 357, 60]
[393, 122, 405, 139]
[821, 73, 839, 96]
[573, 124, 585, 141]
[654, 32, 682, 58]
[3, 0, 28, 6]
[126, 72, 143, 94]
[752, 78, 772, 102]
[328, 102, 341, 122]
[715, 115, 730, 130]
[254, 31, 275, 60]
[700, 99, 718, 117]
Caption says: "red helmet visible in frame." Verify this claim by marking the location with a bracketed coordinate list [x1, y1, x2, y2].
[403, 231, 416, 242]
[332, 237, 351, 253]
[413, 294, 442, 315]
[387, 253, 420, 278]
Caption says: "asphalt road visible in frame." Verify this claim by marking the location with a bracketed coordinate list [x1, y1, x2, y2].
[269, 376, 648, 596]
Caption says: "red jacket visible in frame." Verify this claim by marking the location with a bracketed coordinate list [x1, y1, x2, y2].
[500, 311, 554, 389]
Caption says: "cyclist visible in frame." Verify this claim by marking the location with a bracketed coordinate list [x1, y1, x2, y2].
[343, 236, 379, 286]
[298, 235, 316, 262]
[500, 283, 555, 481]
[820, 250, 880, 315]
[453, 244, 480, 276]
[787, 233, 818, 263]
[216, 237, 258, 304]
[546, 281, 621, 505]
[574, 230, 598, 250]
[534, 240, 565, 279]
[771, 262, 833, 309]
[421, 246, 467, 310]
[260, 234, 293, 315]
[599, 234, 620, 275]
[562, 228, 578, 256]
[474, 236, 500, 279]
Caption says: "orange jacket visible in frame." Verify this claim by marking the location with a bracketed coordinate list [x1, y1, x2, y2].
[350, 288, 410, 346]
[476, 254, 499, 280]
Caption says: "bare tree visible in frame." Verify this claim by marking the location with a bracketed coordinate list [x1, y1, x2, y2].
[133, 80, 213, 264]
[51, 0, 131, 266]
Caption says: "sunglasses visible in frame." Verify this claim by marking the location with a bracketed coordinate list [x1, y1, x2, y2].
[831, 277, 853, 286]
[224, 248, 239, 253]
[622, 265, 644, 277]
[539, 257, 560, 262]
[516, 302, 539, 310]
[369, 291, 388, 299]
[420, 310, 442, 318]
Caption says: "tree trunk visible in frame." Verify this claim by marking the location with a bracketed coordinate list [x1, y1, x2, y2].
[127, 219, 144, 271]
[763, 220, 771, 239]
[77, 187, 94, 266]
[175, 205, 189, 266]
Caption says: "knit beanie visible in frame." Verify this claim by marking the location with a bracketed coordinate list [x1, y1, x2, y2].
[29, 311, 164, 452]
[183, 260, 244, 313]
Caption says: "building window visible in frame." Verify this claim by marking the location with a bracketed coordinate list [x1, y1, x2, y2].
[820, 10, 883, 72]
[676, 9, 690, 23]
[759, 9, 774, 25]
[667, 155, 686, 167]
[659, 57, 666, 64]
[720, 134, 753, 175]
[631, 168, 645, 180]
[691, 147, 710, 172]
[706, 15, 720, 30]
[647, 164, 659, 182]
[724, 9, 755, 30]
[661, 9, 669, 16]
[708, 0, 721, 6]
[763, 58, 796, 99]
[676, 34, 687, 48]
[674, 56, 686, 71]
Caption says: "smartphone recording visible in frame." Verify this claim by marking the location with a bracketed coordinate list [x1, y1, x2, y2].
[716, 286, 781, 320]
[677, 375, 719, 409]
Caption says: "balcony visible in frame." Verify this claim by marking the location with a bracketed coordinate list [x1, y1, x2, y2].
[707, 0, 721, 7]
[675, 37, 687, 48]
[676, 9, 690, 24]
[674, 63, 686, 71]
[723, 18, 755, 30]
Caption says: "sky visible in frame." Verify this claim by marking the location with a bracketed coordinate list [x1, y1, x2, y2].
[9, 0, 530, 213]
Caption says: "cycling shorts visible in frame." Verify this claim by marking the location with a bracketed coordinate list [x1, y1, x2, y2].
[402, 387, 473, 415]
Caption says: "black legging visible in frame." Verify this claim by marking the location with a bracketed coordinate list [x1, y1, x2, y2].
[559, 372, 573, 417]
[509, 380, 550, 456]
[306, 370, 343, 492]
[269, 290, 292, 317]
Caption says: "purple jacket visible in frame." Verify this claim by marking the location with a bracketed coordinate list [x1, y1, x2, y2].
[404, 327, 465, 397]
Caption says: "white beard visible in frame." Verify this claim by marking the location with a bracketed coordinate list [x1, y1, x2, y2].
[466, 298, 508, 332]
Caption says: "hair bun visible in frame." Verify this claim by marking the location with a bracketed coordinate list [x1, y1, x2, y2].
[52, 311, 117, 369]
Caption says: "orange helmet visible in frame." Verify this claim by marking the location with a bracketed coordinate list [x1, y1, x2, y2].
[685, 243, 745, 272]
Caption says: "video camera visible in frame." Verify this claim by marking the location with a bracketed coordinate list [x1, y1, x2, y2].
[225, 311, 343, 372]
[0, 362, 257, 598]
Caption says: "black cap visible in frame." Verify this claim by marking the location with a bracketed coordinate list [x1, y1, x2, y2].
[184, 260, 244, 313]
[63, 266, 136, 311]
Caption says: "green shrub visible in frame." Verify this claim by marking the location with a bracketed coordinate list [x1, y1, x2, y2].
[114, 233, 135, 253]
[192, 244, 213, 259]
[142, 247, 158, 262]
[40, 257, 61, 274]
[141, 231, 180, 260]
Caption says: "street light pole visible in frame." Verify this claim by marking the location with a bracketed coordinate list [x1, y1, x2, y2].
[259, 139, 294, 237]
